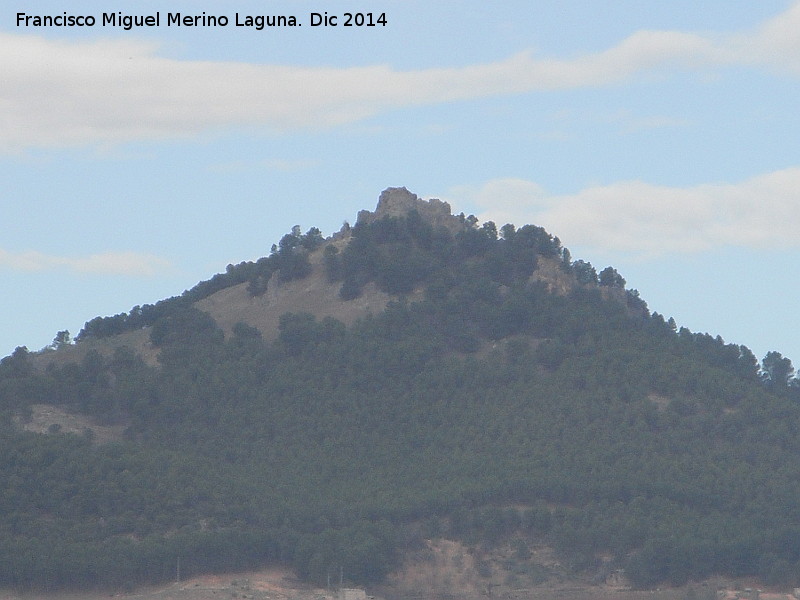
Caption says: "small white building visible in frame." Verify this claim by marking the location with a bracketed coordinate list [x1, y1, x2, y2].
[338, 588, 368, 600]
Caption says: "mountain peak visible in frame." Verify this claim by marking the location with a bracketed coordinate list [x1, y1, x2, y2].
[356, 187, 463, 233]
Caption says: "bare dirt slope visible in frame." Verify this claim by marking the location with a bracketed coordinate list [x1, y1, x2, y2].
[0, 560, 725, 600]
[32, 328, 159, 369]
[377, 538, 688, 600]
[14, 403, 126, 444]
[0, 568, 332, 600]
[195, 263, 396, 343]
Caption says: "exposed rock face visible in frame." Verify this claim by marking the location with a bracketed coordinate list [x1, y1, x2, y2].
[530, 256, 577, 296]
[356, 187, 464, 234]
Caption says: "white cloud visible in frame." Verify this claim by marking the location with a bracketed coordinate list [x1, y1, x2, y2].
[730, 2, 800, 74]
[454, 167, 800, 258]
[2, 3, 799, 151]
[0, 248, 172, 276]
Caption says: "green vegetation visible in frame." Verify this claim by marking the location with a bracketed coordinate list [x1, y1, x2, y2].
[2, 208, 800, 592]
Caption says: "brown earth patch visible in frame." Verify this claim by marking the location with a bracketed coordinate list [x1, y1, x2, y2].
[33, 328, 159, 369]
[0, 549, 770, 600]
[14, 403, 127, 444]
[195, 246, 419, 342]
[0, 567, 333, 600]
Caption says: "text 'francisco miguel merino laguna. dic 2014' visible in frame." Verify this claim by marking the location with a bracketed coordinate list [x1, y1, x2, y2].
[15, 11, 388, 30]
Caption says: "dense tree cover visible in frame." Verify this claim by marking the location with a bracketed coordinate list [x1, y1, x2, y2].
[326, 210, 559, 300]
[3, 211, 800, 592]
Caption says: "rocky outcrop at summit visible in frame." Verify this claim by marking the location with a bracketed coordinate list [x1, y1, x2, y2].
[356, 187, 465, 234]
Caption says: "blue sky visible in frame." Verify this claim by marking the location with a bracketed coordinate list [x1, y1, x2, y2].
[3, 1, 800, 369]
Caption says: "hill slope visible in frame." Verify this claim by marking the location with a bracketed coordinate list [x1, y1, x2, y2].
[2, 188, 800, 594]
